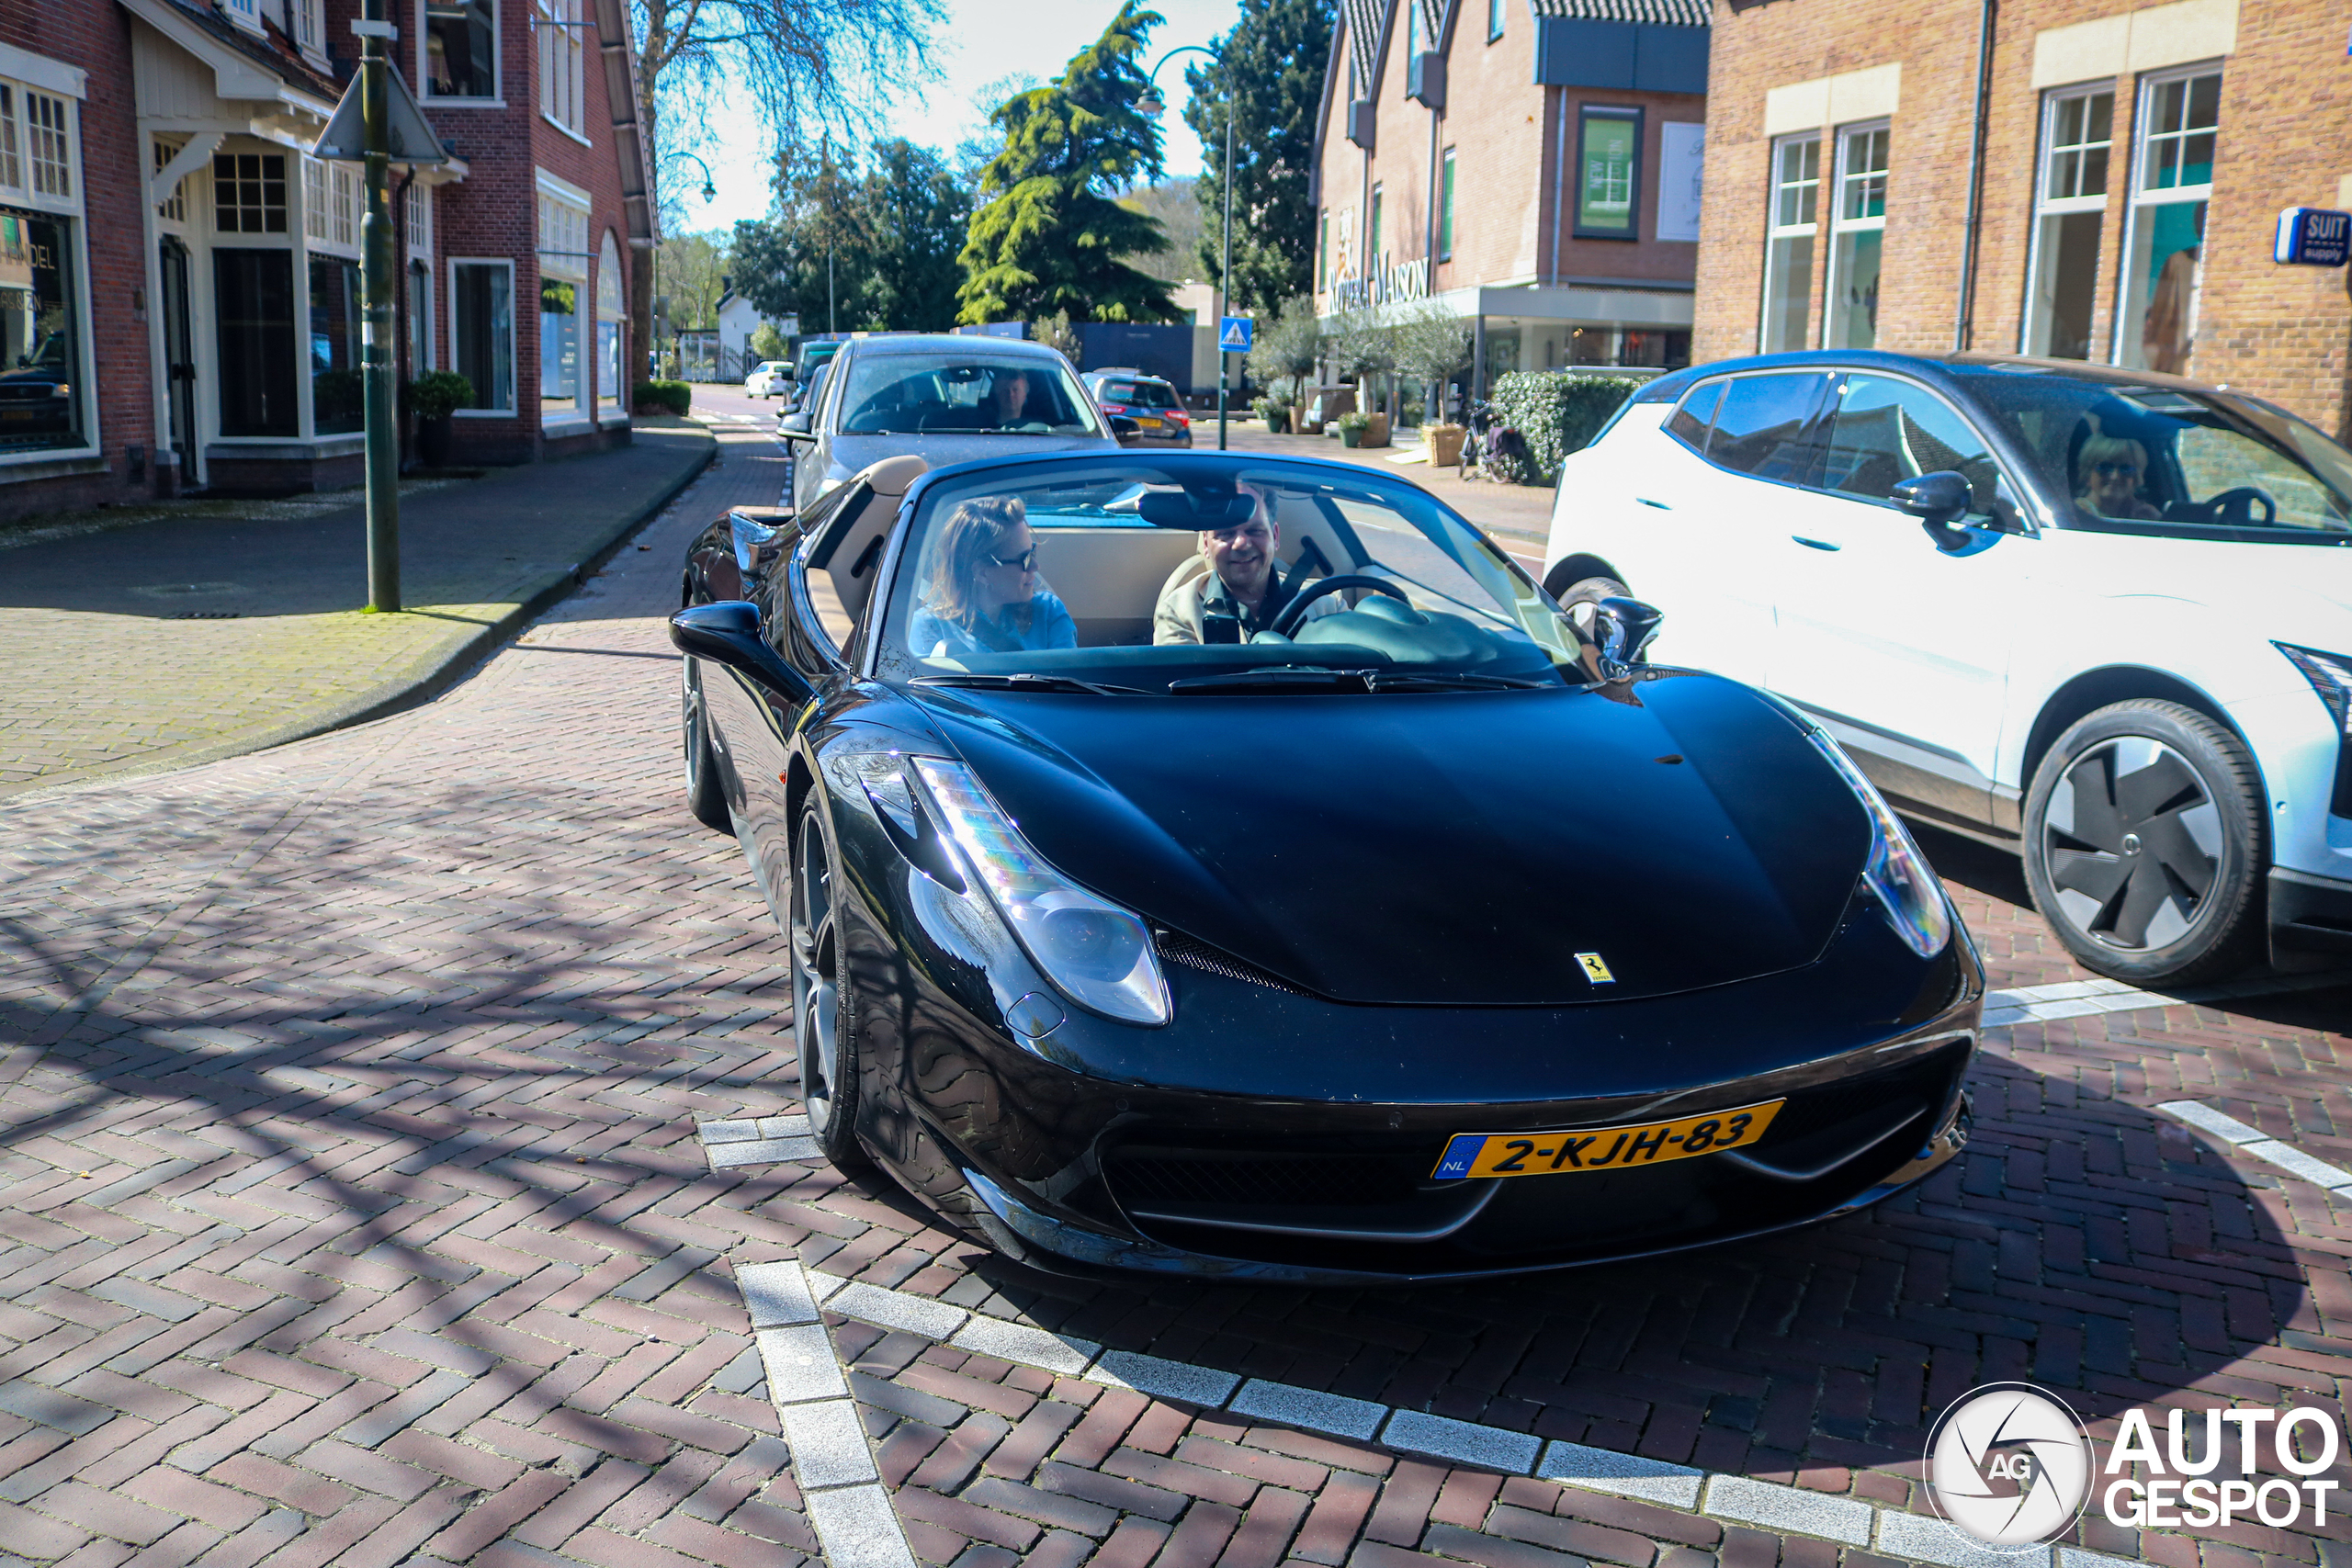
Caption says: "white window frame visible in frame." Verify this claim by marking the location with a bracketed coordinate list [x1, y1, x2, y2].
[2019, 81, 2113, 358]
[536, 174, 592, 421]
[595, 229, 625, 416]
[404, 177, 434, 259]
[408, 257, 435, 374]
[1759, 131, 1819, 354]
[418, 0, 503, 107]
[0, 63, 98, 468]
[2111, 62, 2219, 369]
[1820, 120, 1888, 351]
[219, 0, 263, 33]
[449, 256, 517, 416]
[291, 0, 326, 60]
[536, 0, 589, 141]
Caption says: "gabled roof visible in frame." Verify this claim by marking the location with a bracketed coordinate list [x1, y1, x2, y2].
[118, 0, 341, 112]
[1529, 0, 1712, 25]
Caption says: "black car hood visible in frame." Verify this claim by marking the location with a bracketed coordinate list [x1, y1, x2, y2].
[910, 672, 1871, 1006]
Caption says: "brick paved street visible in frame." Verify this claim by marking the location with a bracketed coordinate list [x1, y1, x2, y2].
[1, 421, 2349, 1568]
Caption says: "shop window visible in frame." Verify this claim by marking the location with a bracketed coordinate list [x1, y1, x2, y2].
[1760, 133, 1817, 353]
[214, 152, 288, 234]
[426, 0, 499, 99]
[537, 0, 586, 134]
[0, 207, 87, 454]
[1439, 148, 1455, 260]
[596, 231, 623, 408]
[2024, 86, 2112, 360]
[310, 255, 363, 435]
[216, 249, 298, 437]
[1823, 124, 1886, 350]
[452, 259, 514, 412]
[2118, 68, 2218, 374]
[540, 277, 580, 412]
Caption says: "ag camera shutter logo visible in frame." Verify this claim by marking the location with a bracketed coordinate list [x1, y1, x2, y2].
[1926, 1383, 2093, 1548]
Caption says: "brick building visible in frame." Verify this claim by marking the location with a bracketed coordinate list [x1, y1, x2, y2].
[0, 0, 653, 525]
[1693, 0, 2352, 431]
[1308, 0, 1711, 396]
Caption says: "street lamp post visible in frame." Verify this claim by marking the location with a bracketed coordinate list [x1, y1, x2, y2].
[653, 154, 718, 378]
[1137, 48, 1236, 450]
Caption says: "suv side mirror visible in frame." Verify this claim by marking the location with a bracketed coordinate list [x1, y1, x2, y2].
[778, 412, 813, 441]
[1889, 470, 1972, 525]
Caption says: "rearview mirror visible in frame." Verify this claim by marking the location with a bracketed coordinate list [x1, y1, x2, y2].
[670, 601, 817, 708]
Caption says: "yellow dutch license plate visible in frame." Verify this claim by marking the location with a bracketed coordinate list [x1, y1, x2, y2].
[1136, 416, 1164, 427]
[1430, 1100, 1785, 1180]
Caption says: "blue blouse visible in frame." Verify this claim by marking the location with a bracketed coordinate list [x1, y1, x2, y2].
[909, 591, 1079, 660]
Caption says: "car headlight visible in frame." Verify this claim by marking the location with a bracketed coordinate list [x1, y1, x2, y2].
[2275, 642, 2352, 816]
[1804, 728, 1953, 959]
[910, 758, 1171, 1026]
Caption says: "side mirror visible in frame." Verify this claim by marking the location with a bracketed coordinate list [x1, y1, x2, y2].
[778, 412, 814, 442]
[1890, 470, 1972, 526]
[670, 601, 817, 708]
[730, 507, 793, 579]
[1568, 594, 1665, 680]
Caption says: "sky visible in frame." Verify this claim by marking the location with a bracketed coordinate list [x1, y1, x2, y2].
[668, 0, 1246, 236]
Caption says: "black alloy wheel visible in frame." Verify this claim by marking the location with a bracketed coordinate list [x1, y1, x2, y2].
[791, 810, 868, 1169]
[680, 659, 731, 834]
[2022, 700, 2265, 985]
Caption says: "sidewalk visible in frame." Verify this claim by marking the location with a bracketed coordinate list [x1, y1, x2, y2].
[0, 418, 720, 800]
[1216, 422, 1556, 558]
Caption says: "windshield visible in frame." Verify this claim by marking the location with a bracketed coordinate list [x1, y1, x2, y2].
[874, 457, 1589, 694]
[1953, 367, 2352, 535]
[1098, 380, 1177, 409]
[836, 354, 1100, 437]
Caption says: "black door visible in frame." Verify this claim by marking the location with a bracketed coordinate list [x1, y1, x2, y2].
[158, 237, 197, 476]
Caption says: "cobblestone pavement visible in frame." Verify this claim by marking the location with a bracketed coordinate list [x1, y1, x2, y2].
[1, 421, 2349, 1568]
[0, 420, 713, 802]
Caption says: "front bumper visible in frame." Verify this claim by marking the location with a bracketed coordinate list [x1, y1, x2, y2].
[2270, 866, 2352, 961]
[842, 831, 1985, 1283]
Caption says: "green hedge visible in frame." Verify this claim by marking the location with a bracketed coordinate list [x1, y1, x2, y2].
[1488, 372, 1645, 485]
[634, 380, 692, 416]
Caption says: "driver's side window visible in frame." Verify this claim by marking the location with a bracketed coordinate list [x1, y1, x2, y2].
[1819, 374, 2009, 522]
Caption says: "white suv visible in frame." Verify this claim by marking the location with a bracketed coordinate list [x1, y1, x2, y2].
[1543, 351, 2352, 986]
[743, 361, 790, 399]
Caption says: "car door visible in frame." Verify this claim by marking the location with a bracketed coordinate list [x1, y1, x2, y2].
[1646, 369, 1837, 684]
[1764, 370, 2032, 829]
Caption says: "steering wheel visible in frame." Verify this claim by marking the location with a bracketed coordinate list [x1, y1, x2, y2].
[2196, 486, 2278, 528]
[1270, 574, 1413, 638]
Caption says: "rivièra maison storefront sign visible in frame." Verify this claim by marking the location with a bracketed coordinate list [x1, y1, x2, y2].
[1333, 255, 1432, 310]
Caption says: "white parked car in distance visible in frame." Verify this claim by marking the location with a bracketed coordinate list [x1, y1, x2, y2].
[743, 361, 791, 399]
[1543, 350, 2352, 987]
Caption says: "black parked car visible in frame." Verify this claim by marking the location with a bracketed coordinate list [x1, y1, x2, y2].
[673, 449, 1983, 1283]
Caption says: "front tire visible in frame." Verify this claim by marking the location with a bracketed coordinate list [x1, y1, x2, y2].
[791, 808, 869, 1170]
[2021, 700, 2265, 985]
[681, 660, 731, 835]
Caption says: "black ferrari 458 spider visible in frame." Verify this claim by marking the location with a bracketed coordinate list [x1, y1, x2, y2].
[672, 448, 1982, 1284]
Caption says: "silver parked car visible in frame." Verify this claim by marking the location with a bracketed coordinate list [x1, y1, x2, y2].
[777, 335, 1119, 513]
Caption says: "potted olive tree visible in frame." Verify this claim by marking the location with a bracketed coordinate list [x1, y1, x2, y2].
[409, 370, 474, 468]
[1245, 299, 1322, 434]
[1388, 303, 1472, 467]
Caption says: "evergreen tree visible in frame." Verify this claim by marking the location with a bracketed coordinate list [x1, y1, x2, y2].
[729, 140, 971, 333]
[1182, 0, 1337, 312]
[956, 2, 1182, 326]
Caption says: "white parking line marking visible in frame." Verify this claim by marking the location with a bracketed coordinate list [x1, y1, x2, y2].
[2158, 1099, 2352, 1192]
[1982, 968, 2349, 1029]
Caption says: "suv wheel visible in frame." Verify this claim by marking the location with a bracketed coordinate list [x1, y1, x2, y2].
[2022, 700, 2266, 985]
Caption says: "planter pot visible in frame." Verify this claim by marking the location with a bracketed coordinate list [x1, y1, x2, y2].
[1339, 426, 1364, 449]
[1362, 412, 1391, 448]
[1425, 423, 1466, 468]
[416, 415, 455, 468]
[1265, 409, 1290, 434]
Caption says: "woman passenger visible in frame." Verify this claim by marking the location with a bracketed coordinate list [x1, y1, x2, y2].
[2075, 433, 2163, 521]
[909, 496, 1079, 659]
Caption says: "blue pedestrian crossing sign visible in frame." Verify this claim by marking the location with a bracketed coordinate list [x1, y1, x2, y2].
[1218, 316, 1253, 353]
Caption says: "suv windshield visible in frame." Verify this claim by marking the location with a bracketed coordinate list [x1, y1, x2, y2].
[875, 457, 1587, 694]
[1953, 367, 2352, 534]
[837, 354, 1099, 436]
[1099, 380, 1177, 408]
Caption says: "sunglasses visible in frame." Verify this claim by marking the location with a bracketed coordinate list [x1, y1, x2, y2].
[2092, 461, 2143, 479]
[987, 547, 1038, 570]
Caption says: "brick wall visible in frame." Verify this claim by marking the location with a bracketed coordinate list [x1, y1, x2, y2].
[1695, 0, 2352, 434]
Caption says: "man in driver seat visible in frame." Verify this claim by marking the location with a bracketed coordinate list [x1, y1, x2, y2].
[1153, 484, 1340, 644]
